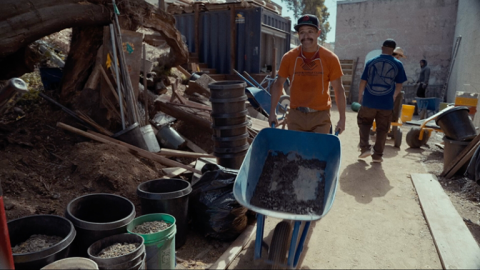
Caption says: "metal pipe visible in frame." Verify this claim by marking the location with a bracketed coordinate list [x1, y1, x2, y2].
[143, 43, 149, 125]
[232, 69, 255, 88]
[109, 24, 126, 129]
[111, 0, 138, 124]
[243, 71, 266, 91]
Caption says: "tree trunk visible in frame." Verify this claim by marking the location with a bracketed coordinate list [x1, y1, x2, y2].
[60, 26, 104, 103]
[0, 0, 111, 59]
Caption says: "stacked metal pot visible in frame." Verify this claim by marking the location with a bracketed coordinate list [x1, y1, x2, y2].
[209, 81, 249, 169]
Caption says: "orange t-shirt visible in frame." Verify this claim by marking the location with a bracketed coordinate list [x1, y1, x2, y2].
[278, 46, 344, 111]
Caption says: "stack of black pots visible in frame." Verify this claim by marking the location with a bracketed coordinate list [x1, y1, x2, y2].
[209, 81, 249, 169]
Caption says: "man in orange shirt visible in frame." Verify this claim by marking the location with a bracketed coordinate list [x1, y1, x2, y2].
[269, 14, 346, 134]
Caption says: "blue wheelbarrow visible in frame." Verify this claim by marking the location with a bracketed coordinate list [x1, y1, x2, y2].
[233, 127, 341, 269]
[233, 69, 290, 119]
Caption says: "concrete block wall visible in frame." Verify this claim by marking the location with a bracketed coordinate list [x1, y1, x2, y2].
[448, 0, 480, 127]
[334, 0, 458, 103]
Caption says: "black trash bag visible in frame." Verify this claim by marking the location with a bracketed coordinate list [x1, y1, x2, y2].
[465, 144, 480, 185]
[189, 163, 248, 241]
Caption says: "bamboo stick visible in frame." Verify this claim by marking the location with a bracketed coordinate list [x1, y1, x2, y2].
[57, 122, 202, 174]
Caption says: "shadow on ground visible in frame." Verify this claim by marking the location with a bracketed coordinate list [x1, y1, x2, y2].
[339, 161, 393, 204]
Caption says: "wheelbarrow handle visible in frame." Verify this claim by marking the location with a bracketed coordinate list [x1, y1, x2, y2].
[272, 123, 340, 136]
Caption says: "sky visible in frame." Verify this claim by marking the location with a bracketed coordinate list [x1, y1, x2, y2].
[273, 0, 338, 43]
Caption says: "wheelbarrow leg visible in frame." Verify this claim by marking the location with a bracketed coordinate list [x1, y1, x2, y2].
[293, 221, 311, 268]
[287, 221, 302, 268]
[255, 214, 266, 260]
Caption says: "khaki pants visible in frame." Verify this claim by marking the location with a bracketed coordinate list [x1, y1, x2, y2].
[286, 109, 331, 134]
[357, 106, 392, 159]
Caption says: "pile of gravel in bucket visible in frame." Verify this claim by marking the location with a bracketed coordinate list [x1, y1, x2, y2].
[12, 234, 63, 254]
[251, 150, 326, 215]
[131, 221, 171, 234]
[97, 243, 140, 258]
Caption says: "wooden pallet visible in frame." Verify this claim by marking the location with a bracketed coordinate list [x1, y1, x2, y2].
[331, 59, 357, 104]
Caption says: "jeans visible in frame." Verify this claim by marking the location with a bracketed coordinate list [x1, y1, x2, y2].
[357, 106, 392, 159]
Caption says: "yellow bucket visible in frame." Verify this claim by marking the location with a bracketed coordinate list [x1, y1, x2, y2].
[401, 104, 415, 122]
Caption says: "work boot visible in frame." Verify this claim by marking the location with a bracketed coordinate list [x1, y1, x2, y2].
[358, 150, 372, 159]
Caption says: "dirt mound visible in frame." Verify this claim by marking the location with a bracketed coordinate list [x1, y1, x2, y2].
[1, 96, 164, 221]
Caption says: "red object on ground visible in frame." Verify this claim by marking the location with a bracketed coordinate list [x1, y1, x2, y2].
[0, 186, 15, 269]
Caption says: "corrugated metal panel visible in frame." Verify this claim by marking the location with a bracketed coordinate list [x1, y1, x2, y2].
[200, 10, 231, 74]
[174, 7, 291, 74]
[235, 8, 262, 73]
[175, 13, 195, 53]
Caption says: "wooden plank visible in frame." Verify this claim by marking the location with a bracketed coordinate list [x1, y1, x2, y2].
[87, 129, 213, 159]
[207, 224, 256, 270]
[162, 161, 196, 178]
[441, 133, 480, 177]
[182, 136, 208, 154]
[154, 96, 212, 130]
[58, 123, 202, 174]
[411, 173, 480, 269]
[176, 65, 192, 78]
[76, 111, 114, 136]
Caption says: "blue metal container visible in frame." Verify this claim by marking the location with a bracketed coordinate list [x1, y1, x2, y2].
[175, 6, 291, 74]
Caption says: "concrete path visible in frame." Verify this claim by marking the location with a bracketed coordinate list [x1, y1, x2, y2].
[228, 107, 442, 269]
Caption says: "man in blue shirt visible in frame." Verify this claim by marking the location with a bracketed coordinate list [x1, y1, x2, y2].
[357, 39, 407, 162]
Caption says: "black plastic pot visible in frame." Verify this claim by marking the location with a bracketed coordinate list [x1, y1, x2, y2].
[137, 179, 192, 249]
[214, 150, 247, 170]
[88, 233, 145, 270]
[443, 136, 471, 175]
[435, 106, 477, 141]
[210, 95, 247, 114]
[208, 81, 246, 99]
[212, 121, 249, 138]
[214, 143, 250, 154]
[213, 133, 249, 148]
[65, 193, 136, 257]
[8, 215, 76, 270]
[211, 109, 248, 127]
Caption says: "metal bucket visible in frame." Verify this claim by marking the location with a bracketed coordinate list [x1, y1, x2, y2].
[156, 125, 186, 150]
[139, 125, 161, 153]
[114, 123, 149, 150]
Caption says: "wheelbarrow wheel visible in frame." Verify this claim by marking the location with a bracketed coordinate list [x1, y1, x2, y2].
[268, 221, 292, 269]
[394, 128, 402, 148]
[278, 95, 290, 115]
[406, 127, 429, 148]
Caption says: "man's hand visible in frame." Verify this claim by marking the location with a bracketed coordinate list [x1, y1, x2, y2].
[335, 118, 345, 135]
[268, 113, 278, 128]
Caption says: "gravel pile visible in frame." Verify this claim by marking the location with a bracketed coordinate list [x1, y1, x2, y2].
[251, 150, 326, 215]
[132, 221, 171, 234]
[97, 243, 140, 258]
[12, 234, 63, 254]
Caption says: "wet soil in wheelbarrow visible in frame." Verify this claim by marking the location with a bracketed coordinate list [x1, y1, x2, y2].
[251, 150, 326, 215]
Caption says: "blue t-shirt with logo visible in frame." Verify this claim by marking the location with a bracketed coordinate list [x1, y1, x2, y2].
[361, 54, 407, 110]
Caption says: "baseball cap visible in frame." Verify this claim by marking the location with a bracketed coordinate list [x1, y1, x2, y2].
[294, 14, 319, 31]
[382, 39, 396, 49]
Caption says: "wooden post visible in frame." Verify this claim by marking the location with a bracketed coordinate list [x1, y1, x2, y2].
[194, 3, 200, 56]
[230, 5, 236, 74]
[158, 0, 166, 11]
